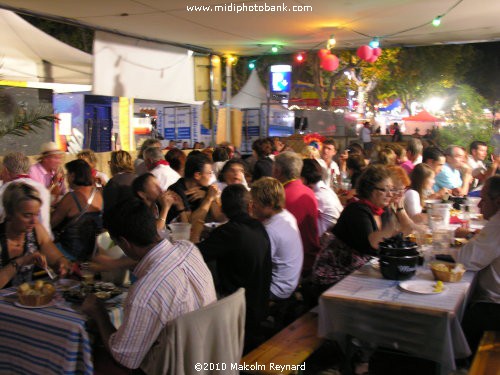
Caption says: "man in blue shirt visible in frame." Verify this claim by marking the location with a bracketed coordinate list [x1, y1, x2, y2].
[434, 145, 472, 196]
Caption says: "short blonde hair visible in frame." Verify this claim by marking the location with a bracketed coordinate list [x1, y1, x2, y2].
[110, 150, 134, 175]
[377, 148, 397, 166]
[77, 149, 97, 166]
[3, 182, 41, 217]
[301, 145, 321, 160]
[251, 177, 285, 210]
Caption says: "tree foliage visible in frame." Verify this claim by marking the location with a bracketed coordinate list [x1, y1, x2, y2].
[20, 14, 93, 53]
[377, 45, 475, 114]
[437, 84, 493, 149]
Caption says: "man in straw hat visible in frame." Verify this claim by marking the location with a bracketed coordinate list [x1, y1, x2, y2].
[29, 142, 66, 203]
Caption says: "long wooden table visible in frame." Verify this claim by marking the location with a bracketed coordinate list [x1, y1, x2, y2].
[318, 265, 475, 375]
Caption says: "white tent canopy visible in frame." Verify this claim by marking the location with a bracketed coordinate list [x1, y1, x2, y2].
[0, 1, 499, 56]
[231, 70, 267, 109]
[0, 9, 92, 84]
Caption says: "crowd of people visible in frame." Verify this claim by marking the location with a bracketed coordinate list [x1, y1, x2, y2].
[0, 133, 498, 370]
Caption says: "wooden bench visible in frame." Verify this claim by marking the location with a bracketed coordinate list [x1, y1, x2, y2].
[241, 311, 325, 375]
[469, 331, 500, 375]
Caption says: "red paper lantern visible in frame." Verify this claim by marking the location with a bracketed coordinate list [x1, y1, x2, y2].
[356, 45, 373, 61]
[372, 47, 382, 57]
[318, 49, 331, 59]
[366, 55, 378, 63]
[322, 54, 339, 71]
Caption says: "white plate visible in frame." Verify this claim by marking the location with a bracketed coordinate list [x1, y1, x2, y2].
[14, 300, 58, 309]
[399, 280, 448, 295]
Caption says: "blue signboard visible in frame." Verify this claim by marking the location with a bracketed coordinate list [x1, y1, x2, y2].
[164, 128, 175, 139]
[269, 65, 292, 94]
[247, 126, 260, 136]
[177, 127, 191, 138]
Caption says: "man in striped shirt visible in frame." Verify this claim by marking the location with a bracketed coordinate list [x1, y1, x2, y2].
[82, 198, 216, 369]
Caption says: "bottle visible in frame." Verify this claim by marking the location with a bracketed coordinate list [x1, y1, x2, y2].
[461, 205, 470, 231]
[442, 191, 450, 203]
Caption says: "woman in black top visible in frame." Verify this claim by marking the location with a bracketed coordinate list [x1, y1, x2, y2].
[51, 160, 103, 261]
[312, 165, 401, 288]
[103, 150, 136, 213]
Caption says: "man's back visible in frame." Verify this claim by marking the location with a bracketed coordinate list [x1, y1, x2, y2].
[109, 239, 216, 368]
[198, 213, 271, 329]
[284, 179, 320, 277]
[265, 209, 303, 299]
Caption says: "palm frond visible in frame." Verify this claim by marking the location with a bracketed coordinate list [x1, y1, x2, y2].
[0, 104, 55, 139]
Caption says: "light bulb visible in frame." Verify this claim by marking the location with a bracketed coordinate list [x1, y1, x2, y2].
[432, 16, 442, 27]
[369, 37, 380, 49]
[248, 61, 255, 69]
[327, 34, 336, 49]
[296, 53, 304, 62]
[271, 45, 279, 53]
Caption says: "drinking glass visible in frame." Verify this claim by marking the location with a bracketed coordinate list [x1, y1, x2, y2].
[80, 262, 95, 284]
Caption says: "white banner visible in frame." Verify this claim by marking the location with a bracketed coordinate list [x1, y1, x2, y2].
[93, 31, 196, 104]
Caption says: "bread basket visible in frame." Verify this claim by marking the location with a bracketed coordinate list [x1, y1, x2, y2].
[17, 283, 56, 307]
[430, 262, 466, 282]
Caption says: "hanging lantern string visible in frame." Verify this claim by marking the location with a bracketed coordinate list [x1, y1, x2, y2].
[244, 0, 464, 63]
[347, 0, 463, 40]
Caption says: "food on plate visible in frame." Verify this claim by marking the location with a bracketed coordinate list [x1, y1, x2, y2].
[433, 281, 444, 293]
[94, 291, 111, 299]
[42, 283, 56, 295]
[18, 282, 31, 294]
[452, 238, 467, 247]
[63, 281, 122, 303]
[17, 281, 56, 306]
[34, 280, 45, 291]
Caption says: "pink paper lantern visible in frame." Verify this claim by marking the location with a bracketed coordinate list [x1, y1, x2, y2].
[372, 47, 382, 57]
[366, 55, 378, 63]
[318, 49, 331, 59]
[356, 45, 373, 61]
[322, 54, 339, 71]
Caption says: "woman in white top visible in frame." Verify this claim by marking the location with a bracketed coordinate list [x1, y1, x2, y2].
[215, 159, 249, 192]
[301, 159, 343, 236]
[405, 163, 435, 223]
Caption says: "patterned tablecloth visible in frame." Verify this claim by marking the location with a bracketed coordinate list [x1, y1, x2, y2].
[319, 266, 475, 375]
[0, 285, 124, 375]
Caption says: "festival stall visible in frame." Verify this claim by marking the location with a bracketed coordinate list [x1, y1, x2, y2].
[402, 110, 444, 134]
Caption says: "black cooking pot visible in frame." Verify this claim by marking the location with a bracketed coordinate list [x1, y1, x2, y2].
[378, 234, 419, 280]
[379, 254, 419, 280]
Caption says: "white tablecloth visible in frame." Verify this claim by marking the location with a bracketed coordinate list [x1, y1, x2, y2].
[318, 266, 475, 375]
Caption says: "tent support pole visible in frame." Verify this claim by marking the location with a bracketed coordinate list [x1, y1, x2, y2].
[208, 54, 215, 147]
